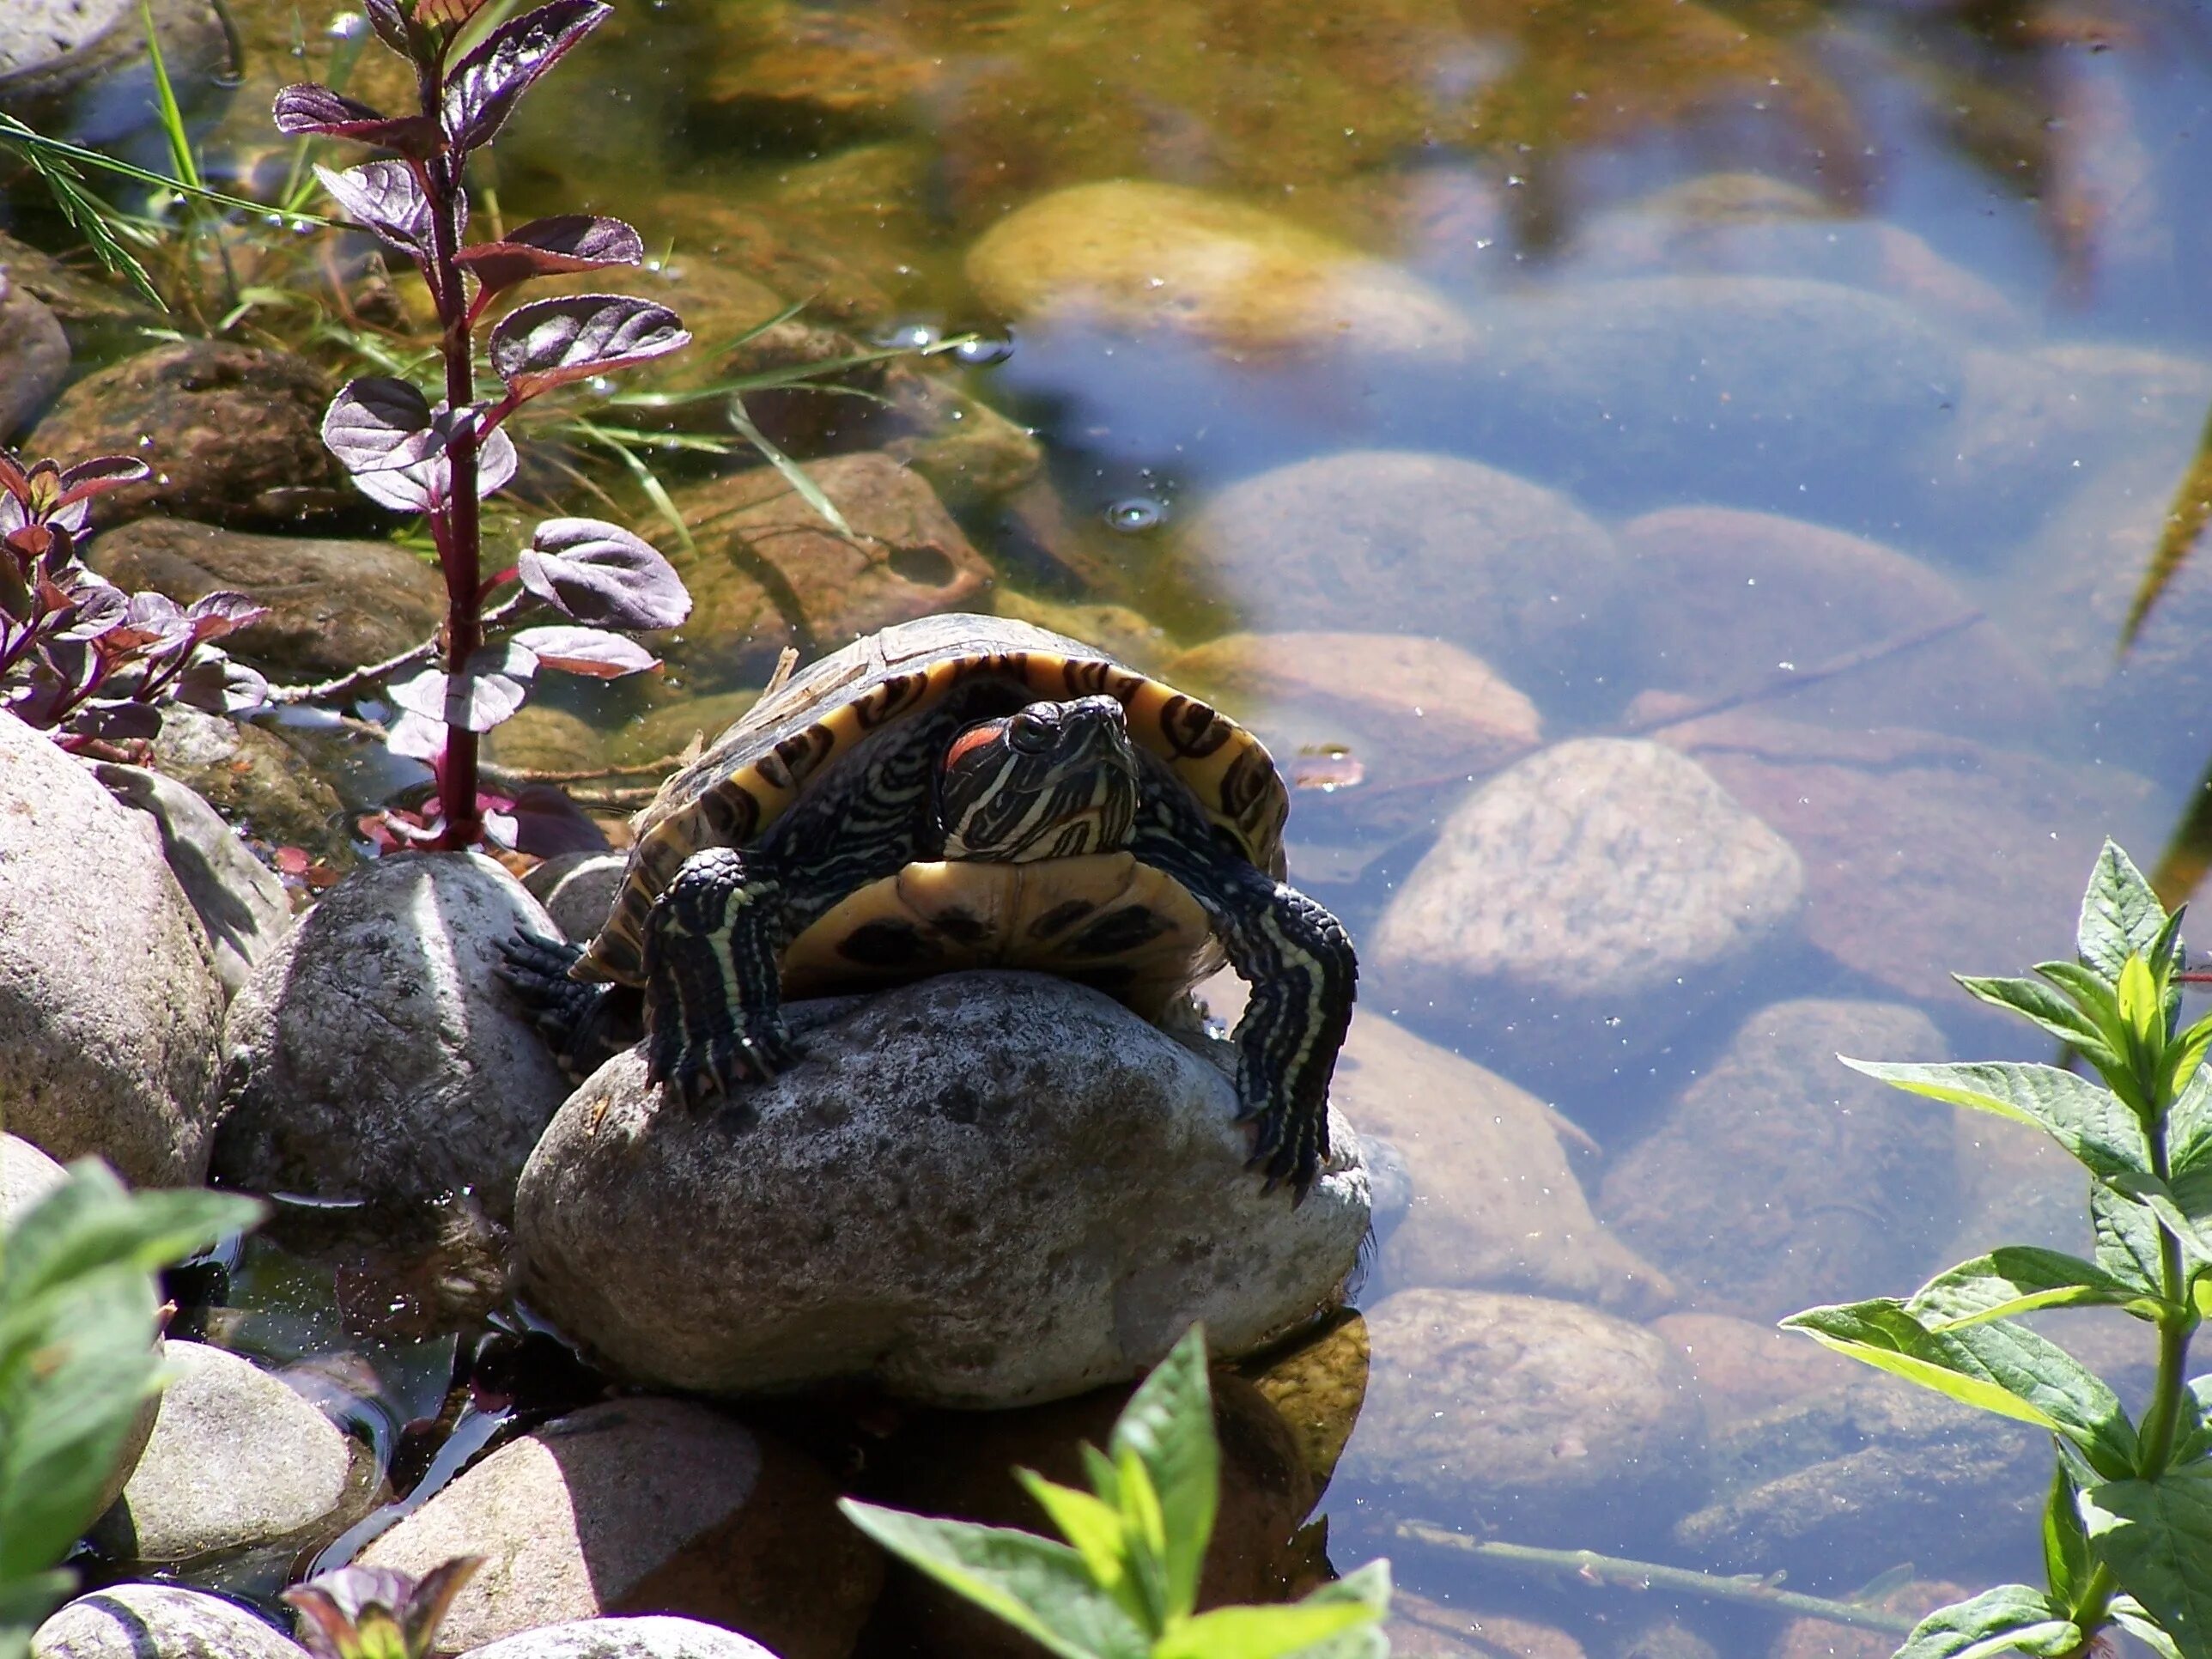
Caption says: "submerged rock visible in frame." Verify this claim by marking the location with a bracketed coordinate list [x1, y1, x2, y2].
[147, 707, 349, 857]
[33, 1585, 304, 1659]
[0, 272, 68, 442]
[1650, 1311, 1855, 1430]
[1385, 1590, 1589, 1659]
[212, 853, 571, 1222]
[1597, 1000, 1958, 1322]
[1370, 738, 1803, 1081]
[1240, 1309, 1370, 1495]
[516, 971, 1369, 1406]
[0, 710, 224, 1186]
[359, 1396, 876, 1659]
[0, 0, 232, 144]
[90, 1340, 359, 1564]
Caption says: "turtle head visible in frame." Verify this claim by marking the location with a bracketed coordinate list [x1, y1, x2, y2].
[939, 695, 1141, 862]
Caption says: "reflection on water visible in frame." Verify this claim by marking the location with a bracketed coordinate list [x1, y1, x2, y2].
[15, 0, 2212, 1644]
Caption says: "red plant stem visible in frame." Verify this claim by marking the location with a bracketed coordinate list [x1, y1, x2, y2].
[425, 145, 484, 853]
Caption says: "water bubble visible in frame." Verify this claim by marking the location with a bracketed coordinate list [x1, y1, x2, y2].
[876, 321, 941, 351]
[326, 10, 366, 39]
[953, 331, 1014, 367]
[1103, 496, 1165, 533]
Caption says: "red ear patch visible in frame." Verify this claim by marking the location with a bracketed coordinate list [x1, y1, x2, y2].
[944, 718, 1010, 770]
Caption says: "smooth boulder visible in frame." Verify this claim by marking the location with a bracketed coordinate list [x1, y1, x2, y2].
[0, 272, 68, 441]
[459, 1620, 781, 1659]
[517, 970, 1370, 1406]
[33, 1585, 305, 1659]
[0, 710, 225, 1185]
[212, 853, 571, 1222]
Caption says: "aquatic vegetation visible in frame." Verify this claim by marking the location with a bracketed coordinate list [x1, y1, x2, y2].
[842, 1326, 1393, 1659]
[0, 448, 271, 750]
[284, 1558, 484, 1659]
[273, 0, 695, 850]
[0, 1165, 261, 1659]
[1784, 842, 2212, 1659]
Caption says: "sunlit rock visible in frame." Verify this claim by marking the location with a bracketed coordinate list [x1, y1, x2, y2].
[458, 1620, 781, 1659]
[212, 852, 570, 1222]
[0, 710, 224, 1186]
[523, 851, 629, 947]
[1370, 738, 1804, 1082]
[1595, 999, 1958, 1322]
[1339, 1287, 1709, 1547]
[0, 0, 231, 145]
[991, 588, 1174, 674]
[359, 1397, 877, 1659]
[515, 970, 1370, 1407]
[33, 1584, 307, 1659]
[966, 181, 1473, 362]
[1176, 452, 1625, 716]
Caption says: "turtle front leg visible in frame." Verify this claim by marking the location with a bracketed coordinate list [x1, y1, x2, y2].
[641, 846, 799, 1103]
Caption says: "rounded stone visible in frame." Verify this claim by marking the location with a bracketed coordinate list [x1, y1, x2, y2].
[211, 852, 571, 1223]
[33, 1584, 305, 1659]
[537, 852, 628, 945]
[358, 1397, 878, 1659]
[0, 0, 231, 145]
[457, 1619, 781, 1659]
[1387, 1589, 1589, 1659]
[90, 1340, 356, 1564]
[0, 273, 69, 442]
[1339, 1287, 1708, 1547]
[1178, 453, 1625, 714]
[1596, 1000, 1959, 1322]
[1370, 738, 1803, 1079]
[1, 1131, 68, 1219]
[1241, 1309, 1369, 1495]
[146, 706, 349, 856]
[516, 970, 1370, 1406]
[0, 709, 224, 1186]
[1650, 1312, 1856, 1431]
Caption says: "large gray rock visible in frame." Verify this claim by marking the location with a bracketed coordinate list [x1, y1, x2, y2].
[33, 1584, 306, 1659]
[1178, 453, 1624, 715]
[517, 970, 1370, 1406]
[93, 763, 293, 1001]
[1370, 738, 1803, 1080]
[359, 1397, 877, 1659]
[459, 1620, 781, 1659]
[0, 710, 225, 1185]
[0, 1132, 67, 1219]
[0, 0, 231, 144]
[1596, 1000, 1958, 1322]
[90, 1340, 357, 1564]
[0, 272, 68, 441]
[1339, 1288, 1709, 1549]
[211, 853, 570, 1222]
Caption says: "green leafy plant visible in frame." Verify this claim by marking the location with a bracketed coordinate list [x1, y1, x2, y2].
[840, 1327, 1392, 1659]
[0, 1163, 263, 1659]
[284, 1558, 484, 1659]
[1784, 841, 2212, 1659]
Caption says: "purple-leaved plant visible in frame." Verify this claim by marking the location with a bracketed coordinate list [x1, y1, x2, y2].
[274, 0, 691, 851]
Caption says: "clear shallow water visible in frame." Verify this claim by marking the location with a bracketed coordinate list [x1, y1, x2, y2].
[19, 0, 2212, 1644]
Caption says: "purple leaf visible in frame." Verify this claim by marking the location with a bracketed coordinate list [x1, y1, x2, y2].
[453, 216, 643, 298]
[515, 517, 690, 629]
[184, 591, 272, 644]
[172, 650, 269, 716]
[313, 161, 435, 258]
[66, 699, 165, 741]
[389, 643, 536, 732]
[508, 624, 658, 678]
[323, 376, 433, 472]
[441, 0, 611, 153]
[54, 454, 152, 507]
[488, 295, 688, 398]
[323, 380, 518, 513]
[499, 785, 610, 857]
[102, 591, 192, 658]
[384, 709, 447, 763]
[272, 84, 441, 154]
[49, 579, 128, 642]
[362, 0, 413, 54]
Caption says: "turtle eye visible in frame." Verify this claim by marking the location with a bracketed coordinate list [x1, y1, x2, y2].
[1007, 708, 1054, 754]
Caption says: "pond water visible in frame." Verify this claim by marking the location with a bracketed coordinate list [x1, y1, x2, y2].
[15, 0, 2212, 1650]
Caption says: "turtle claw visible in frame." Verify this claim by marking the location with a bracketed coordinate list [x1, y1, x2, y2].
[646, 1014, 800, 1110]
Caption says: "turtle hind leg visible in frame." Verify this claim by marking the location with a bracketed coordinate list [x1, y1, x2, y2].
[641, 846, 799, 1104]
[497, 931, 643, 1083]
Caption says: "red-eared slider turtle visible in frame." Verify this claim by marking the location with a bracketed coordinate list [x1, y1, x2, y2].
[508, 612, 1356, 1194]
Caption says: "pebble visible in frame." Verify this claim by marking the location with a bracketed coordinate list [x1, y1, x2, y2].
[1, 1131, 67, 1218]
[33, 1585, 304, 1659]
[457, 1619, 781, 1659]
[359, 1396, 878, 1659]
[0, 710, 224, 1186]
[90, 1340, 357, 1564]
[1370, 738, 1803, 1082]
[211, 853, 571, 1222]
[516, 971, 1369, 1407]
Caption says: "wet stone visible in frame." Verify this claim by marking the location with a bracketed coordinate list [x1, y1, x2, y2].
[876, 364, 1043, 506]
[90, 1340, 357, 1564]
[146, 707, 348, 858]
[1179, 452, 1626, 715]
[1329, 1011, 1674, 1316]
[32, 1585, 305, 1659]
[457, 1619, 781, 1659]
[663, 453, 994, 687]
[88, 520, 446, 681]
[516, 971, 1369, 1407]
[0, 271, 69, 442]
[1386, 1590, 1588, 1659]
[1596, 1000, 1958, 1322]
[212, 853, 571, 1224]
[359, 1396, 878, 1659]
[1240, 1309, 1369, 1495]
[1339, 1287, 1708, 1549]
[1370, 738, 1803, 1084]
[524, 851, 628, 945]
[1650, 1312, 1856, 1431]
[992, 588, 1173, 674]
[27, 341, 344, 529]
[0, 0, 231, 144]
[0, 709, 224, 1187]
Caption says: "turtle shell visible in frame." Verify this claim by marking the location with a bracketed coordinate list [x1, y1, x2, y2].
[579, 611, 1291, 987]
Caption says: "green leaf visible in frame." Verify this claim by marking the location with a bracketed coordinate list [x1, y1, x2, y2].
[2081, 1462, 2212, 1659]
[2106, 1174, 2212, 1270]
[1839, 1060, 2152, 1182]
[2081, 841, 2169, 982]
[1909, 1247, 2155, 1329]
[0, 1165, 260, 1307]
[2121, 952, 2166, 1056]
[725, 398, 854, 538]
[2172, 1066, 2212, 1177]
[2174, 1379, 2212, 1463]
[1153, 1603, 1373, 1659]
[837, 1500, 1150, 1659]
[1782, 1302, 2138, 1477]
[2115, 1595, 2191, 1659]
[2042, 1463, 2090, 1607]
[1273, 1563, 1394, 1659]
[1895, 1585, 2081, 1659]
[1109, 1328, 1218, 1622]
[2094, 1185, 2168, 1295]
[1957, 975, 2115, 1068]
[1017, 1470, 1134, 1614]
[1111, 1445, 1172, 1631]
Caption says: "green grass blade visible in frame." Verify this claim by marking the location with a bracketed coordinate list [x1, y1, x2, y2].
[726, 397, 853, 538]
[137, 0, 202, 192]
